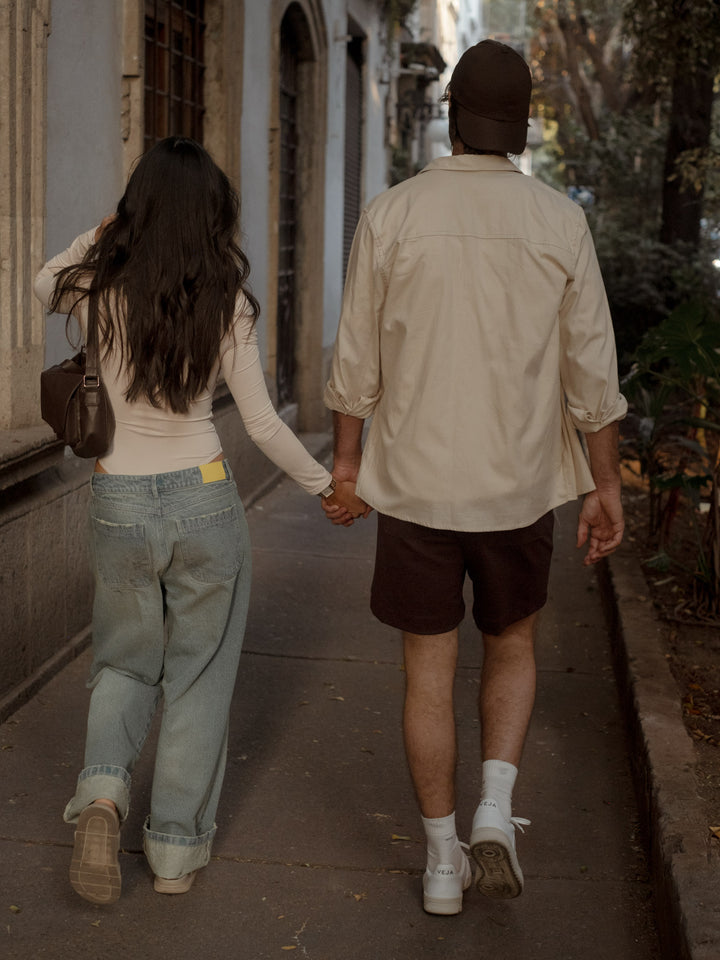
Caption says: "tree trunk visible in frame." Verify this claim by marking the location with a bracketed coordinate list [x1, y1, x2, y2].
[556, 8, 600, 140]
[659, 64, 715, 247]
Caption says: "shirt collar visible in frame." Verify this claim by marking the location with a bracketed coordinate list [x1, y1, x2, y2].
[419, 155, 524, 175]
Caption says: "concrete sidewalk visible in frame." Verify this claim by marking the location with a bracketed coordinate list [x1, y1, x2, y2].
[1, 459, 661, 960]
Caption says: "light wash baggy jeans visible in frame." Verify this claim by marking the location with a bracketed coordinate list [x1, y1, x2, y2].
[63, 461, 252, 880]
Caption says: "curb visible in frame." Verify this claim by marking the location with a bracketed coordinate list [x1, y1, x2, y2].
[0, 626, 91, 724]
[598, 548, 720, 960]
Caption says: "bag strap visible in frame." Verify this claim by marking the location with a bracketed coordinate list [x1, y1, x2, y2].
[84, 305, 101, 384]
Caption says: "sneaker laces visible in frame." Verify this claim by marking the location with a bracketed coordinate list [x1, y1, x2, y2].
[509, 816, 531, 834]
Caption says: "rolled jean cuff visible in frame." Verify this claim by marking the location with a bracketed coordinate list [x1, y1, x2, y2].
[63, 765, 131, 824]
[143, 819, 217, 879]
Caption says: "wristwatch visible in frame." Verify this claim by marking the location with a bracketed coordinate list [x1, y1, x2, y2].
[318, 478, 337, 499]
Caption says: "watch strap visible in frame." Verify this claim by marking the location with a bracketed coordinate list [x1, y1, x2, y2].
[318, 478, 337, 499]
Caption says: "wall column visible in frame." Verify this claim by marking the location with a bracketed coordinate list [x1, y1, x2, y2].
[121, 0, 144, 177]
[0, 0, 51, 430]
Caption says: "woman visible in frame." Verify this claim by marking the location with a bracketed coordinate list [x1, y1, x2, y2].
[34, 136, 364, 904]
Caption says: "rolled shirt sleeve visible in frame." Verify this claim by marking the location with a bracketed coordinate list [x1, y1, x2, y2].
[324, 210, 384, 419]
[559, 217, 627, 433]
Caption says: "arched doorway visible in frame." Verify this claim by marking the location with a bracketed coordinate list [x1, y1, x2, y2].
[270, 1, 327, 429]
[343, 26, 365, 281]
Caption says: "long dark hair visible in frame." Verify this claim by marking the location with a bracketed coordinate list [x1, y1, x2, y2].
[50, 137, 260, 413]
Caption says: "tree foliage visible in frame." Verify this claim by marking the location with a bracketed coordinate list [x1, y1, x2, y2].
[528, 0, 720, 615]
[625, 0, 720, 246]
[528, 0, 720, 356]
[626, 0, 720, 92]
[622, 300, 720, 618]
[529, 0, 632, 144]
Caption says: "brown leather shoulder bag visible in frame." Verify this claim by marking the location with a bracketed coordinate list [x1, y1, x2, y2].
[40, 310, 115, 458]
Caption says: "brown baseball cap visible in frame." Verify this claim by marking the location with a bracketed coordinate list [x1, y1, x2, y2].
[449, 40, 532, 154]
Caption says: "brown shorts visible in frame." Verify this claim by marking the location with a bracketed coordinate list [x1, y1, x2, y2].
[370, 511, 554, 636]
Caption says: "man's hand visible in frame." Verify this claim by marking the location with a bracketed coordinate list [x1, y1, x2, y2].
[321, 479, 371, 527]
[576, 486, 624, 565]
[578, 422, 624, 564]
[320, 411, 371, 526]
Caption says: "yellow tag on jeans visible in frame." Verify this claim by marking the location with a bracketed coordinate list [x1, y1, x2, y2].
[199, 461, 226, 484]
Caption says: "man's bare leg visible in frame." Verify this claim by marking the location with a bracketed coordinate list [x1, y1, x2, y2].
[402, 614, 538, 817]
[402, 628, 472, 914]
[471, 611, 539, 899]
[480, 612, 538, 767]
[402, 628, 458, 818]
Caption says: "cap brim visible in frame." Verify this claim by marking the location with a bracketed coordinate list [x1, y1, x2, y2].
[456, 105, 528, 155]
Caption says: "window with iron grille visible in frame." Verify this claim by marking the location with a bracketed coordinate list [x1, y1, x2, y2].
[277, 15, 299, 406]
[144, 0, 206, 151]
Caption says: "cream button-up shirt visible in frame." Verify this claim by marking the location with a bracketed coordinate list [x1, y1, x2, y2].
[324, 155, 627, 532]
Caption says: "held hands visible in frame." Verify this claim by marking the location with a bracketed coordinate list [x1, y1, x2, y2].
[576, 486, 624, 566]
[321, 477, 372, 527]
[323, 416, 369, 527]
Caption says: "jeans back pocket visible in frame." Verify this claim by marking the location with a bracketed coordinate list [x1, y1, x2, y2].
[92, 516, 154, 588]
[177, 504, 246, 584]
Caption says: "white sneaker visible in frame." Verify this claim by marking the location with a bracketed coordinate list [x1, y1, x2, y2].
[470, 798, 530, 900]
[422, 842, 472, 915]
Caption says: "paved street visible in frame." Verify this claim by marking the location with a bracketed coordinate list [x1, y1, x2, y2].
[0, 457, 659, 959]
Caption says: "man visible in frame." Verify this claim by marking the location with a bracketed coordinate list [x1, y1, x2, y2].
[322, 39, 626, 915]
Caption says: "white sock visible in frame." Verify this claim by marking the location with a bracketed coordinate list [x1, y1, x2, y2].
[421, 812, 464, 872]
[481, 759, 518, 821]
